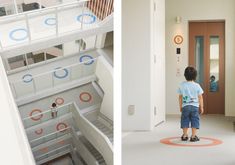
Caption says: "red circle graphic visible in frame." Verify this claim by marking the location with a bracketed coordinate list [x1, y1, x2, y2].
[79, 92, 92, 102]
[40, 147, 48, 153]
[55, 97, 64, 105]
[29, 109, 43, 121]
[35, 128, 43, 135]
[58, 140, 65, 145]
[160, 137, 222, 147]
[56, 122, 68, 132]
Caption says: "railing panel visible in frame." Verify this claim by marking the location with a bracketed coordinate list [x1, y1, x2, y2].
[0, 0, 113, 50]
[11, 57, 97, 99]
[14, 79, 34, 97]
[30, 128, 71, 148]
[22, 103, 72, 128]
[70, 64, 83, 80]
[27, 9, 56, 40]
[34, 73, 53, 91]
[35, 144, 72, 162]
[57, 3, 84, 34]
[0, 19, 29, 47]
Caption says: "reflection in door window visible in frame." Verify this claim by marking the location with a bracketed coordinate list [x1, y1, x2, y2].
[195, 36, 204, 85]
[210, 36, 219, 92]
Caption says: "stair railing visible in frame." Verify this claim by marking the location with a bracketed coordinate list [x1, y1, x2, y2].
[10, 56, 97, 99]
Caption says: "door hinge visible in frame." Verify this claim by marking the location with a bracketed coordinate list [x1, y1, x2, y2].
[154, 106, 157, 116]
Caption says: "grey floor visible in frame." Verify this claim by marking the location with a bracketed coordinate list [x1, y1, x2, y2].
[19, 83, 102, 119]
[122, 115, 235, 165]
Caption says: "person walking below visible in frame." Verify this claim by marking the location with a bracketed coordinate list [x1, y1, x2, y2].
[51, 102, 58, 118]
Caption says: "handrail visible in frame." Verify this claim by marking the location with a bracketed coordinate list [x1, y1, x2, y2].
[35, 144, 73, 160]
[22, 102, 72, 121]
[12, 57, 97, 84]
[30, 127, 71, 144]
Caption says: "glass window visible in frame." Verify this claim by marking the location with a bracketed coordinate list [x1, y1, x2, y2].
[209, 36, 219, 92]
[27, 52, 45, 65]
[8, 55, 26, 70]
[195, 36, 204, 85]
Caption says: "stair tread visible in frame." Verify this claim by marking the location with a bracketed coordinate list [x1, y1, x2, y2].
[79, 136, 106, 164]
[91, 120, 113, 143]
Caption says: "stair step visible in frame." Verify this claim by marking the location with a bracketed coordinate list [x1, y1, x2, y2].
[91, 120, 113, 143]
[79, 136, 106, 165]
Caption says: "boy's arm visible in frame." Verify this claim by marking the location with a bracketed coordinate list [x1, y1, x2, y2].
[198, 94, 204, 114]
[179, 95, 183, 112]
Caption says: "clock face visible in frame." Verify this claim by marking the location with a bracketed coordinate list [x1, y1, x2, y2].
[174, 35, 183, 44]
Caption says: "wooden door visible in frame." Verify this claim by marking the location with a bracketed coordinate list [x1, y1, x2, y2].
[189, 21, 225, 114]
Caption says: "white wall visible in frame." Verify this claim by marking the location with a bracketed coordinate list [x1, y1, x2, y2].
[123, 0, 165, 130]
[151, 0, 166, 126]
[122, 0, 152, 131]
[166, 0, 235, 116]
[95, 56, 113, 120]
[0, 58, 35, 165]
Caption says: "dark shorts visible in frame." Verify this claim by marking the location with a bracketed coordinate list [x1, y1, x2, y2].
[181, 105, 200, 129]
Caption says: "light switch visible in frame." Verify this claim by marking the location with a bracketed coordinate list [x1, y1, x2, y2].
[176, 48, 181, 54]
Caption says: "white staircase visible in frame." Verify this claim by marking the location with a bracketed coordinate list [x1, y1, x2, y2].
[91, 119, 113, 143]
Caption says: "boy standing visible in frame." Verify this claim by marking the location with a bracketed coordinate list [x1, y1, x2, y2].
[178, 66, 204, 142]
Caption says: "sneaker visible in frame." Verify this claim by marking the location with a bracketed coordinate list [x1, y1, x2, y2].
[181, 135, 188, 141]
[190, 135, 200, 142]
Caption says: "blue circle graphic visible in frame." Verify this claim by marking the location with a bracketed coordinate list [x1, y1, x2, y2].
[79, 55, 94, 65]
[77, 13, 96, 24]
[44, 18, 56, 26]
[9, 28, 28, 41]
[53, 67, 69, 79]
[22, 74, 33, 83]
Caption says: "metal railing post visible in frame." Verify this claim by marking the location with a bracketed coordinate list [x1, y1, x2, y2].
[81, 2, 86, 30]
[24, 54, 29, 69]
[38, 0, 42, 9]
[0, 40, 3, 49]
[101, 0, 105, 19]
[13, 0, 19, 14]
[32, 78, 37, 93]
[52, 73, 55, 87]
[44, 52, 47, 64]
[69, 66, 72, 80]
[25, 14, 32, 43]
[105, 0, 111, 18]
[56, 7, 59, 36]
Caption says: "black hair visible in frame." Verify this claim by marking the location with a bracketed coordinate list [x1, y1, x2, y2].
[210, 75, 215, 80]
[184, 66, 197, 81]
[52, 102, 57, 107]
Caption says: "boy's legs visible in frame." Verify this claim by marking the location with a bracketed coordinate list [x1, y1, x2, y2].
[183, 128, 188, 136]
[181, 106, 190, 138]
[190, 106, 200, 141]
[191, 128, 197, 137]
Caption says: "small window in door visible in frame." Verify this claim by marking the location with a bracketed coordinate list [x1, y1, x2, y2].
[209, 36, 219, 92]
